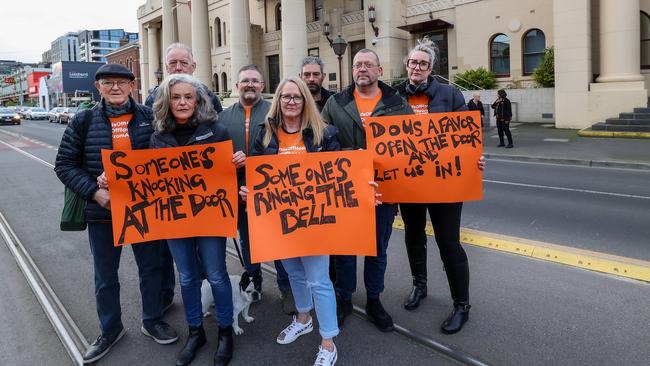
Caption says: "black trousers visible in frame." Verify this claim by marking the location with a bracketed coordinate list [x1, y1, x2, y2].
[496, 119, 513, 145]
[400, 202, 469, 302]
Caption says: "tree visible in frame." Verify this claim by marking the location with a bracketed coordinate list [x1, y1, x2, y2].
[453, 67, 497, 90]
[532, 47, 554, 87]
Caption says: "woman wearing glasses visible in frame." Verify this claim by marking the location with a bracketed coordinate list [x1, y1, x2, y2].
[239, 77, 342, 365]
[395, 37, 484, 334]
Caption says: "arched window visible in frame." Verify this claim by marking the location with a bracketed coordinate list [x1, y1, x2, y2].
[215, 18, 222, 47]
[221, 72, 228, 93]
[223, 22, 227, 46]
[522, 29, 546, 75]
[314, 0, 323, 21]
[490, 33, 510, 77]
[275, 4, 282, 31]
[641, 11, 650, 69]
[209, 26, 213, 48]
[213, 73, 220, 93]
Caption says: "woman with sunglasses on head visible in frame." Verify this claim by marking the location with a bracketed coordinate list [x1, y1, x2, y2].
[394, 37, 485, 334]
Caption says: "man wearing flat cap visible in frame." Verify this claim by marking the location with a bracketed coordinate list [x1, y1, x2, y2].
[55, 63, 179, 364]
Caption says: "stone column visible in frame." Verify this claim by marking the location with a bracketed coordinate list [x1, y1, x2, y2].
[191, 0, 212, 87]
[146, 24, 161, 90]
[230, 0, 253, 95]
[280, 0, 308, 78]
[162, 0, 176, 62]
[596, 0, 643, 83]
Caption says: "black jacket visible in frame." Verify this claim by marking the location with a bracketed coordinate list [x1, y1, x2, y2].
[491, 98, 512, 121]
[315, 87, 332, 112]
[467, 99, 485, 117]
[146, 83, 223, 114]
[54, 98, 155, 222]
[149, 119, 230, 149]
[394, 76, 467, 113]
[251, 124, 340, 156]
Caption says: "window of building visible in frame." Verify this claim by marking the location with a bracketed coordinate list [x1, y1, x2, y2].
[522, 29, 545, 75]
[314, 0, 323, 21]
[221, 72, 228, 93]
[215, 18, 222, 47]
[223, 22, 227, 45]
[642, 11, 650, 69]
[275, 4, 282, 31]
[490, 33, 510, 77]
[308, 48, 319, 57]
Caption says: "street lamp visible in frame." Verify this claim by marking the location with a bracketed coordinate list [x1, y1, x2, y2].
[323, 23, 348, 91]
[154, 69, 163, 85]
[368, 5, 379, 37]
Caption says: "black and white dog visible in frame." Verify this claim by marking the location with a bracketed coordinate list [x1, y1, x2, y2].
[201, 275, 255, 335]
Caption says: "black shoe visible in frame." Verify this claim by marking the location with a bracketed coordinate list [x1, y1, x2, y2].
[441, 303, 471, 334]
[141, 320, 179, 344]
[176, 325, 207, 366]
[214, 326, 234, 366]
[162, 294, 174, 314]
[497, 143, 505, 147]
[403, 286, 427, 311]
[506, 143, 513, 148]
[365, 298, 394, 332]
[82, 327, 126, 364]
[336, 298, 353, 327]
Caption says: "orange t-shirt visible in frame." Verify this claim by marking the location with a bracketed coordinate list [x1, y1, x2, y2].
[244, 106, 252, 152]
[408, 94, 429, 115]
[353, 89, 382, 126]
[110, 114, 133, 150]
[277, 128, 306, 155]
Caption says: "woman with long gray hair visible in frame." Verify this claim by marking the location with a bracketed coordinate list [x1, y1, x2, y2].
[394, 37, 484, 334]
[151, 73, 245, 366]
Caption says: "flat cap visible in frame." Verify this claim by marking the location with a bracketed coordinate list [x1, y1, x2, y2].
[95, 63, 135, 81]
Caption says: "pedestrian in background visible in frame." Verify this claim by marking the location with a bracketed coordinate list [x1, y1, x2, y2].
[240, 76, 342, 366]
[55, 64, 178, 364]
[467, 93, 485, 128]
[492, 89, 513, 148]
[394, 37, 484, 334]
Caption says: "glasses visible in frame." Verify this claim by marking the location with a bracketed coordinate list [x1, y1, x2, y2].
[238, 79, 262, 86]
[352, 62, 380, 70]
[280, 94, 304, 104]
[406, 59, 431, 70]
[100, 80, 130, 88]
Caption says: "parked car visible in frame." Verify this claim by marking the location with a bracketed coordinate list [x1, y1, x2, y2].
[48, 107, 64, 123]
[58, 107, 79, 124]
[17, 106, 31, 119]
[0, 108, 21, 125]
[26, 107, 48, 120]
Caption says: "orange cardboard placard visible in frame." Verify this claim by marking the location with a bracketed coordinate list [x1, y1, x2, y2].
[365, 111, 484, 203]
[245, 150, 377, 263]
[101, 141, 238, 246]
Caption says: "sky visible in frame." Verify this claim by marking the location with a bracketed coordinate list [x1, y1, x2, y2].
[0, 0, 141, 63]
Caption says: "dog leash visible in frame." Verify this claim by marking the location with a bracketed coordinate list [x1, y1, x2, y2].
[232, 238, 245, 267]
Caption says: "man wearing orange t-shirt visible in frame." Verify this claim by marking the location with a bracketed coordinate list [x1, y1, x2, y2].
[321, 49, 413, 333]
[55, 64, 178, 363]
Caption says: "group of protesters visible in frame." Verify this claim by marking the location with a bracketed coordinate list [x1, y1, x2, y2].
[55, 37, 486, 366]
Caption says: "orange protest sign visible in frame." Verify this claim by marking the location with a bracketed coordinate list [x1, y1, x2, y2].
[365, 111, 483, 203]
[101, 141, 238, 246]
[245, 150, 376, 263]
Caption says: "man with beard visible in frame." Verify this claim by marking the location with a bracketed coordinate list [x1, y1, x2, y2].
[219, 65, 293, 314]
[299, 56, 332, 112]
[321, 49, 412, 332]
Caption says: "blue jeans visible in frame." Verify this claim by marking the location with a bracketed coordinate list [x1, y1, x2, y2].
[87, 222, 163, 336]
[333, 204, 396, 300]
[282, 255, 339, 339]
[160, 240, 176, 299]
[167, 236, 233, 327]
[238, 203, 290, 291]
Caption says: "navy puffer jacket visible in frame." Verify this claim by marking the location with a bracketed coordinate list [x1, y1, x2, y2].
[54, 98, 155, 222]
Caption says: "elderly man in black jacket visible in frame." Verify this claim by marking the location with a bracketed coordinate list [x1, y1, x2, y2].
[55, 64, 178, 364]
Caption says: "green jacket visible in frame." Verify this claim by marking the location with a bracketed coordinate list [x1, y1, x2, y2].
[321, 80, 413, 149]
[219, 98, 270, 155]
[219, 98, 270, 187]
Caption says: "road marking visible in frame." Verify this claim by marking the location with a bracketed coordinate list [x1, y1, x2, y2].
[483, 179, 650, 200]
[0, 140, 54, 168]
[543, 138, 569, 142]
[393, 217, 650, 282]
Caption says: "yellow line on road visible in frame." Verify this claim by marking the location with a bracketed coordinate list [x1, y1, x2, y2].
[393, 217, 650, 282]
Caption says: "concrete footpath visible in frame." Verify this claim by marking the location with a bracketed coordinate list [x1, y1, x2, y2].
[482, 122, 650, 170]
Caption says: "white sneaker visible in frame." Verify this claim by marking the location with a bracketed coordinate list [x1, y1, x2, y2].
[314, 344, 338, 366]
[276, 315, 313, 344]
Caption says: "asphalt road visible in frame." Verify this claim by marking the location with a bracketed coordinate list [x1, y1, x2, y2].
[0, 121, 648, 366]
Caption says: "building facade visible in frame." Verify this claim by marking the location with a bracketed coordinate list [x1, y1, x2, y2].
[137, 0, 650, 129]
[106, 41, 143, 103]
[50, 33, 80, 64]
[78, 29, 139, 63]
